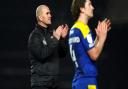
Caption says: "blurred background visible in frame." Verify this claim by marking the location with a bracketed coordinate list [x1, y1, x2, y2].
[0, 0, 128, 89]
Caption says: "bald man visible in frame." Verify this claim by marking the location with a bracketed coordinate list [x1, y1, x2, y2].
[28, 4, 68, 89]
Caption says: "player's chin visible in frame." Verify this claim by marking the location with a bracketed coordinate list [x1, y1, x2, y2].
[89, 15, 93, 19]
[91, 13, 94, 17]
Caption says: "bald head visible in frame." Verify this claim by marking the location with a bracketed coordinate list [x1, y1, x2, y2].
[36, 5, 52, 27]
[36, 5, 48, 19]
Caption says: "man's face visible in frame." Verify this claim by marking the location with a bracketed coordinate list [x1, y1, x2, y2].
[40, 6, 52, 25]
[82, 0, 94, 18]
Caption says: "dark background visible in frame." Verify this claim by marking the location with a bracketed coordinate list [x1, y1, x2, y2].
[0, 0, 128, 89]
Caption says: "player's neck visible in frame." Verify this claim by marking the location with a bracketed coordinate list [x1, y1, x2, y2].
[77, 15, 89, 25]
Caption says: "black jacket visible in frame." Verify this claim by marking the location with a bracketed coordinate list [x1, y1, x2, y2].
[28, 24, 67, 87]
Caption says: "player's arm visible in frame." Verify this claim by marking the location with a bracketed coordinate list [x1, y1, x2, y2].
[94, 19, 111, 45]
[87, 19, 111, 61]
[87, 35, 106, 61]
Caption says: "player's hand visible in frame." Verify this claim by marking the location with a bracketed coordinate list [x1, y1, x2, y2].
[95, 20, 108, 41]
[102, 18, 111, 32]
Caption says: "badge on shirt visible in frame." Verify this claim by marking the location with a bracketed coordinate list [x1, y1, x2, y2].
[87, 34, 94, 48]
[42, 38, 47, 45]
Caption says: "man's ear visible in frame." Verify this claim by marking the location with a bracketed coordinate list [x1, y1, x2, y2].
[38, 16, 42, 21]
[80, 7, 85, 13]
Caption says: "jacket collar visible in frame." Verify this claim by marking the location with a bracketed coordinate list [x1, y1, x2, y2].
[36, 24, 49, 34]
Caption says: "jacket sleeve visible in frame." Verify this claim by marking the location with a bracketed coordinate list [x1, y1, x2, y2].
[28, 32, 59, 61]
[58, 37, 68, 58]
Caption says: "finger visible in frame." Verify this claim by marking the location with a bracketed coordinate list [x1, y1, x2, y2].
[103, 18, 107, 22]
[95, 28, 97, 34]
[64, 24, 68, 27]
[101, 21, 105, 32]
[64, 24, 69, 29]
[95, 28, 99, 36]
[95, 28, 97, 32]
[106, 19, 111, 26]
[97, 21, 101, 30]
[99, 21, 103, 31]
[105, 20, 111, 31]
[104, 21, 107, 30]
[60, 25, 64, 28]
[104, 21, 108, 32]
[106, 19, 110, 23]
[57, 26, 62, 30]
[107, 27, 111, 31]
[98, 21, 100, 25]
[102, 22, 105, 32]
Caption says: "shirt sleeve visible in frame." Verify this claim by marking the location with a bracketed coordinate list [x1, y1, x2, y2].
[81, 31, 95, 51]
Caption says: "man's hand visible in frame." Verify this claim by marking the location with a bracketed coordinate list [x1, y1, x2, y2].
[61, 24, 69, 38]
[53, 24, 69, 40]
[53, 25, 63, 40]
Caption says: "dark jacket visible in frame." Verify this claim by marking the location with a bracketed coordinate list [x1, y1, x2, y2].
[28, 24, 67, 87]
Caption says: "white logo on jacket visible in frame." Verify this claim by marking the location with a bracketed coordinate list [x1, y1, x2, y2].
[42, 38, 47, 45]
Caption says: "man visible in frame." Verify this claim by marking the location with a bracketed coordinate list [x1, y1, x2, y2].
[28, 4, 68, 89]
[68, 0, 111, 89]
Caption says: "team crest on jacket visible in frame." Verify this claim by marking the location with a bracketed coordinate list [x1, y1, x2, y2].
[42, 38, 47, 45]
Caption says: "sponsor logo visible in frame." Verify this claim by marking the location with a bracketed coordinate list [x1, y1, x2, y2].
[69, 37, 80, 44]
[87, 34, 94, 48]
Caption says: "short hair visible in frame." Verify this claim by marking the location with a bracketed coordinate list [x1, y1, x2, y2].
[36, 5, 48, 19]
[71, 0, 86, 20]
